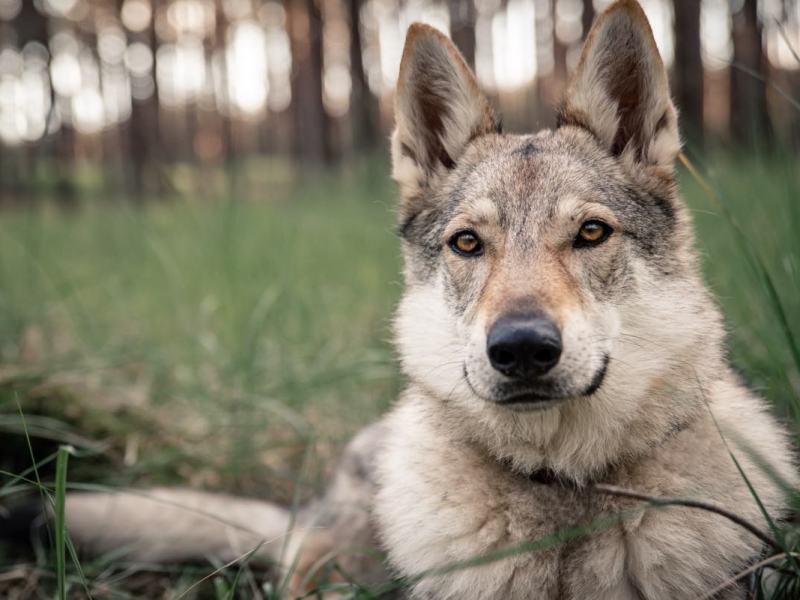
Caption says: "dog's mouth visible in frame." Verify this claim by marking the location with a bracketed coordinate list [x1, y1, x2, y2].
[464, 354, 610, 408]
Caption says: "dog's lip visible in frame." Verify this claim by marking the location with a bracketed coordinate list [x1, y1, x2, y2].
[495, 392, 562, 405]
[463, 354, 610, 406]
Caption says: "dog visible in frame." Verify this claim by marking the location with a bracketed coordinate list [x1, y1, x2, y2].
[3, 2, 795, 599]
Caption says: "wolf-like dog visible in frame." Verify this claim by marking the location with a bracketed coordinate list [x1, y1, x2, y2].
[3, 1, 795, 598]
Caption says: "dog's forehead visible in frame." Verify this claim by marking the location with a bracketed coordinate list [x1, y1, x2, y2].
[453, 129, 624, 219]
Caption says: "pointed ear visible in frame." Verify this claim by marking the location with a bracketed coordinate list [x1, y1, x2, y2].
[558, 0, 680, 170]
[392, 23, 497, 200]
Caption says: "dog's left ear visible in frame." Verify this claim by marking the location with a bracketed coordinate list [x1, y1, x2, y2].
[558, 0, 680, 171]
[392, 23, 497, 201]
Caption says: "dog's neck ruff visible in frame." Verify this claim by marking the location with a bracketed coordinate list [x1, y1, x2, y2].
[414, 359, 710, 486]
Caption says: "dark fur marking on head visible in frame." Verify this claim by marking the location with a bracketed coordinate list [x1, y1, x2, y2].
[398, 211, 419, 240]
[614, 184, 677, 258]
[515, 141, 540, 157]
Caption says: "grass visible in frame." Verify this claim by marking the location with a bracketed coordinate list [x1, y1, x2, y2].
[0, 170, 401, 499]
[681, 152, 800, 420]
[0, 153, 797, 597]
[54, 446, 69, 600]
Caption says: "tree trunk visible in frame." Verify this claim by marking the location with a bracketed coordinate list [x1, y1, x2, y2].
[448, 0, 476, 70]
[286, 0, 333, 165]
[534, 0, 553, 110]
[13, 1, 51, 204]
[213, 0, 239, 195]
[14, 1, 48, 49]
[124, 0, 165, 200]
[348, 0, 379, 152]
[672, 0, 704, 145]
[582, 0, 595, 39]
[552, 0, 568, 85]
[730, 0, 772, 146]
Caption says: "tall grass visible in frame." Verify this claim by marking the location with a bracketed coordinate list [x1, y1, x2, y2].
[0, 174, 401, 497]
[0, 154, 797, 597]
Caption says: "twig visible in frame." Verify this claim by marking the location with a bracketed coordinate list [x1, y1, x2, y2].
[698, 551, 797, 600]
[592, 484, 781, 552]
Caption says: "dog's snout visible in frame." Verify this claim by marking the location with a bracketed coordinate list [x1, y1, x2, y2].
[486, 315, 562, 379]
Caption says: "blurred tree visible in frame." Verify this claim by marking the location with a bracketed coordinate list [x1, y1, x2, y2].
[534, 0, 553, 107]
[0, 0, 794, 204]
[552, 0, 568, 85]
[286, 0, 333, 164]
[672, 0, 704, 145]
[14, 0, 48, 52]
[348, 0, 379, 150]
[448, 0, 476, 69]
[730, 0, 772, 146]
[12, 1, 54, 204]
[213, 0, 237, 189]
[123, 0, 165, 200]
[582, 0, 594, 38]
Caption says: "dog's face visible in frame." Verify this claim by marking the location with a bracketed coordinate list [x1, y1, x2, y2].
[392, 1, 695, 413]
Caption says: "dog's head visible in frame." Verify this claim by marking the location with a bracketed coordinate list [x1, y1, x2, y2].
[392, 1, 714, 419]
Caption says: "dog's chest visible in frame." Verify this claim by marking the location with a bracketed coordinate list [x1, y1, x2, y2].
[436, 473, 617, 598]
[377, 444, 632, 599]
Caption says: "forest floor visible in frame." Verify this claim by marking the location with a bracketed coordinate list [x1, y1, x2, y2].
[0, 154, 798, 598]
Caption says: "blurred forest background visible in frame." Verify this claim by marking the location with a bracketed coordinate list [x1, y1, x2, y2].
[0, 0, 798, 203]
[0, 0, 799, 597]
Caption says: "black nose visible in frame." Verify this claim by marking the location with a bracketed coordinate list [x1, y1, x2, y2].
[487, 314, 563, 379]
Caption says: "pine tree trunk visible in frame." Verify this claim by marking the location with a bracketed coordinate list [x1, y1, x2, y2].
[286, 0, 333, 165]
[14, 1, 52, 205]
[448, 0, 476, 69]
[125, 0, 164, 200]
[348, 0, 379, 151]
[552, 0, 568, 85]
[673, 0, 704, 145]
[582, 0, 595, 39]
[730, 0, 772, 146]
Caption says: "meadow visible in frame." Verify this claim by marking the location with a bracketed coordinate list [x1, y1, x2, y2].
[0, 154, 798, 597]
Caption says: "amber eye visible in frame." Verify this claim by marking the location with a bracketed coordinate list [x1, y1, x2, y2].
[575, 220, 612, 248]
[448, 230, 484, 257]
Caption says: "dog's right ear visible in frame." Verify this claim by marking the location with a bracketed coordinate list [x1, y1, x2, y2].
[392, 23, 497, 203]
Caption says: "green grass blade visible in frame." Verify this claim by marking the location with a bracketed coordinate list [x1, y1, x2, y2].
[54, 445, 70, 600]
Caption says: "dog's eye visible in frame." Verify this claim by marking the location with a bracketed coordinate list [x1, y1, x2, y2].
[574, 220, 612, 248]
[448, 230, 484, 257]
